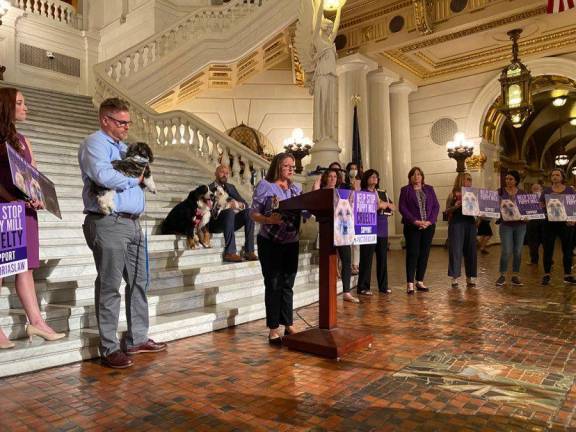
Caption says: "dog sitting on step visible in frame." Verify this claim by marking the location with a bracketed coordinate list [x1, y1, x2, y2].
[91, 142, 157, 215]
[161, 185, 213, 249]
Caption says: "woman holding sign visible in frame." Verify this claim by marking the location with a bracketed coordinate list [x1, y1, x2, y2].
[0, 87, 65, 349]
[357, 169, 394, 296]
[496, 170, 527, 287]
[445, 173, 477, 288]
[399, 167, 440, 294]
[541, 168, 576, 286]
[320, 168, 359, 303]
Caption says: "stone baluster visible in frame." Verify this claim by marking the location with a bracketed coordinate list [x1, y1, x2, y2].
[210, 137, 219, 164]
[200, 133, 209, 158]
[190, 127, 199, 155]
[231, 151, 241, 179]
[242, 159, 252, 184]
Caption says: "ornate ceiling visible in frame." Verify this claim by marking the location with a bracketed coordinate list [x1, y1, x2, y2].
[337, 0, 576, 85]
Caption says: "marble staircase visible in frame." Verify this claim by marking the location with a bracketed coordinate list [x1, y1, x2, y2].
[0, 84, 344, 378]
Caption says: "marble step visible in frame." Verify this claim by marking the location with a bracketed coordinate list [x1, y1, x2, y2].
[19, 124, 95, 141]
[21, 119, 96, 137]
[1, 249, 312, 308]
[6, 83, 95, 104]
[26, 111, 100, 127]
[0, 280, 332, 378]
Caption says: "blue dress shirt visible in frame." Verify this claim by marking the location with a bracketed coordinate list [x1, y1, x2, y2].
[78, 130, 145, 215]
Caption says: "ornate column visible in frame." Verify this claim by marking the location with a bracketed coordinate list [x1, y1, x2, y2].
[367, 68, 399, 235]
[335, 53, 378, 167]
[390, 81, 417, 234]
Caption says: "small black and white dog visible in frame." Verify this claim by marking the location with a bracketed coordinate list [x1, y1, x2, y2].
[161, 185, 213, 248]
[91, 142, 157, 214]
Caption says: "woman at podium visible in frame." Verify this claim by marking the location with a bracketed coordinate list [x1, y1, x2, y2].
[250, 153, 302, 345]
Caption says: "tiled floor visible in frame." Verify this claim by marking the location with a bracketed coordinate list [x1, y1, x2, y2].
[1, 246, 576, 431]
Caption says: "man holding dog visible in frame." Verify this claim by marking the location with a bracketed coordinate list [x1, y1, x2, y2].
[78, 97, 166, 369]
[209, 165, 258, 262]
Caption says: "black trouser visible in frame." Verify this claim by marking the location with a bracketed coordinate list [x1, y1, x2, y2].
[543, 222, 574, 274]
[448, 221, 477, 278]
[526, 220, 544, 264]
[404, 224, 435, 283]
[337, 245, 352, 293]
[208, 208, 254, 255]
[358, 237, 388, 292]
[257, 235, 299, 329]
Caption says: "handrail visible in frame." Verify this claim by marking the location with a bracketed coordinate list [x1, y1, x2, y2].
[10, 0, 81, 29]
[92, 0, 287, 191]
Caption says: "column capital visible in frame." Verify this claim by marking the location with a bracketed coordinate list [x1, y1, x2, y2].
[367, 67, 400, 85]
[336, 53, 379, 76]
[389, 80, 418, 95]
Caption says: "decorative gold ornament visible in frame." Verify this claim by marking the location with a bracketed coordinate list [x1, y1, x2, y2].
[413, 0, 433, 35]
[352, 94, 361, 106]
[361, 25, 375, 43]
[465, 152, 487, 171]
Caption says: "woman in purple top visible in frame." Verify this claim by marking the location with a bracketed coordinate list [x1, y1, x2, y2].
[540, 168, 576, 286]
[320, 168, 359, 303]
[398, 167, 439, 294]
[495, 170, 527, 287]
[357, 169, 394, 295]
[0, 88, 65, 349]
[250, 153, 302, 344]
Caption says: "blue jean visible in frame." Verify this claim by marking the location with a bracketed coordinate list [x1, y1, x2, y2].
[499, 224, 527, 273]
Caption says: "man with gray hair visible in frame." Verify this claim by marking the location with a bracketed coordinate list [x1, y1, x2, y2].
[78, 97, 166, 369]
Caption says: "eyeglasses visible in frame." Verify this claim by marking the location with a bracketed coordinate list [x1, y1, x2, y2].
[106, 115, 132, 127]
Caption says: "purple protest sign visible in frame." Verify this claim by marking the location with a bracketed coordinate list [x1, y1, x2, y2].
[545, 193, 576, 222]
[515, 193, 545, 220]
[334, 189, 355, 246]
[0, 202, 27, 278]
[462, 187, 500, 218]
[353, 190, 377, 245]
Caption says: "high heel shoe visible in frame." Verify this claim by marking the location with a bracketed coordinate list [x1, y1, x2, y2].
[0, 340, 15, 349]
[26, 325, 65, 342]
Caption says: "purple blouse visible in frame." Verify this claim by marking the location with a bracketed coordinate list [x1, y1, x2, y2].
[251, 179, 302, 243]
[398, 184, 440, 226]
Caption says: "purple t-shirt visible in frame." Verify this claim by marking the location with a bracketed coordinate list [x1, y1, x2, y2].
[251, 179, 302, 243]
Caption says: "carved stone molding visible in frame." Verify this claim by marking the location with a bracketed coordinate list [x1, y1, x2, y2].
[413, 0, 433, 35]
[466, 152, 487, 171]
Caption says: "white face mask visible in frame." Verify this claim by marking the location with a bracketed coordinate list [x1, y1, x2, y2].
[349, 169, 358, 178]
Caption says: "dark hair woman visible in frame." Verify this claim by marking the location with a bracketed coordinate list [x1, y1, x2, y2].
[251, 153, 302, 344]
[495, 169, 527, 287]
[541, 168, 576, 285]
[357, 169, 395, 295]
[398, 166, 440, 294]
[0, 87, 65, 349]
[445, 172, 477, 288]
[320, 168, 359, 303]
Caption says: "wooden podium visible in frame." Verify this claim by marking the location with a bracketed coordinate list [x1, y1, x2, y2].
[279, 188, 373, 359]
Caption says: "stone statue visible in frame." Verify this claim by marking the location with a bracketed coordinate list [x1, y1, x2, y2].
[295, 0, 345, 146]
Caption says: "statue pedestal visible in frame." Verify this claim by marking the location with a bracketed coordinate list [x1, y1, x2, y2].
[308, 137, 341, 171]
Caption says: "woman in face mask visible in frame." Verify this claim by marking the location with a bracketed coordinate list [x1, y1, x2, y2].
[343, 162, 361, 273]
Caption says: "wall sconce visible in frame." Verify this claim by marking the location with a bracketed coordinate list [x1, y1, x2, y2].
[446, 132, 474, 173]
[284, 128, 312, 174]
[555, 154, 569, 167]
[553, 96, 567, 107]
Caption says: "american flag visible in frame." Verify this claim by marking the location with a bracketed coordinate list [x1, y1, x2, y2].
[547, 0, 576, 13]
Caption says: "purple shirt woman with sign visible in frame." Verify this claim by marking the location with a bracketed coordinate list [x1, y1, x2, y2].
[495, 170, 527, 287]
[320, 168, 359, 303]
[0, 87, 65, 349]
[398, 166, 440, 294]
[250, 153, 302, 345]
[357, 169, 394, 296]
[540, 168, 576, 286]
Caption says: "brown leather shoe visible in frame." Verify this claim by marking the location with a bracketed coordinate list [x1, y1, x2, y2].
[244, 252, 258, 261]
[126, 339, 167, 355]
[223, 253, 243, 262]
[101, 350, 133, 369]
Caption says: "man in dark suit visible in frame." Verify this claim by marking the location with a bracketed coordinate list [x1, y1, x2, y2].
[209, 165, 257, 262]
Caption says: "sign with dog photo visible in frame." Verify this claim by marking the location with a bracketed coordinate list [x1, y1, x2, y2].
[0, 202, 27, 278]
[461, 187, 500, 218]
[514, 193, 545, 220]
[545, 193, 576, 222]
[6, 145, 61, 219]
[334, 190, 377, 246]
